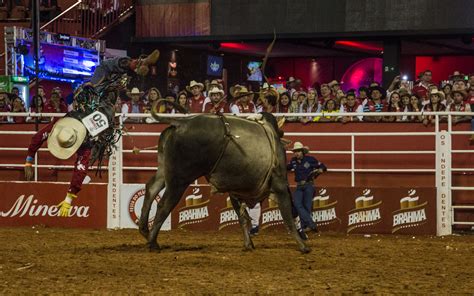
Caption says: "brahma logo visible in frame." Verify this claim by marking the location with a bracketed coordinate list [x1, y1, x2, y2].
[392, 189, 428, 233]
[347, 189, 382, 233]
[0, 194, 90, 218]
[312, 188, 339, 226]
[260, 197, 283, 229]
[218, 196, 239, 230]
[128, 188, 161, 228]
[178, 187, 209, 228]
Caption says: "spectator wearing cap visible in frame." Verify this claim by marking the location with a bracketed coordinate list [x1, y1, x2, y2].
[449, 90, 471, 125]
[203, 87, 227, 114]
[422, 89, 446, 126]
[363, 86, 387, 122]
[286, 77, 296, 92]
[287, 141, 327, 233]
[314, 99, 339, 122]
[328, 80, 341, 97]
[412, 70, 432, 100]
[231, 87, 256, 114]
[186, 80, 206, 113]
[122, 87, 145, 123]
[300, 88, 320, 123]
[340, 92, 363, 123]
[0, 90, 11, 122]
[176, 91, 190, 113]
[452, 75, 467, 93]
[161, 92, 176, 114]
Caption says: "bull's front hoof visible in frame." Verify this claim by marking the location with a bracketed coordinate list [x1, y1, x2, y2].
[299, 246, 312, 254]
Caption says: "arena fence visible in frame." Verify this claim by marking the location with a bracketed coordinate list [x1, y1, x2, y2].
[0, 111, 473, 234]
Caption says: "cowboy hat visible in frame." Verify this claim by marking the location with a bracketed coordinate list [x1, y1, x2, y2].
[369, 86, 387, 100]
[126, 87, 144, 98]
[262, 82, 275, 90]
[209, 79, 223, 89]
[291, 141, 309, 153]
[236, 86, 251, 95]
[230, 84, 243, 98]
[429, 89, 445, 101]
[186, 80, 205, 92]
[286, 77, 296, 83]
[47, 117, 87, 160]
[208, 86, 224, 95]
[450, 89, 467, 100]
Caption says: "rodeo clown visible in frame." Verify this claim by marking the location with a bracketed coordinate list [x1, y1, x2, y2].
[23, 50, 160, 217]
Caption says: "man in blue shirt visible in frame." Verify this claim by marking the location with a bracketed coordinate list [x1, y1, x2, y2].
[287, 142, 327, 232]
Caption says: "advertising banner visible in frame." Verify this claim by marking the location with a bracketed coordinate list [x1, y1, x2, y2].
[168, 186, 437, 235]
[121, 184, 171, 230]
[0, 181, 107, 228]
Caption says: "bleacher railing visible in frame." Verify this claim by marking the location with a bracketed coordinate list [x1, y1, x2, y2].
[0, 111, 473, 231]
[41, 0, 134, 38]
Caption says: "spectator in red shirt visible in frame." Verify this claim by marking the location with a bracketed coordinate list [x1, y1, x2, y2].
[203, 87, 227, 114]
[44, 91, 67, 113]
[412, 70, 432, 99]
[186, 80, 205, 113]
[449, 90, 471, 125]
[230, 86, 256, 114]
[363, 86, 387, 122]
[123, 87, 146, 123]
[422, 90, 446, 126]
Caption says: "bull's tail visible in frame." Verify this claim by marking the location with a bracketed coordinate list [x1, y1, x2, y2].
[151, 99, 188, 124]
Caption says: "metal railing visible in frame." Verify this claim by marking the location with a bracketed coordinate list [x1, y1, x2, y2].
[41, 0, 135, 38]
[1, 111, 473, 229]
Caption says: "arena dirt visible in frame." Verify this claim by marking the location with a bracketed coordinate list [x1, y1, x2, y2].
[0, 227, 473, 294]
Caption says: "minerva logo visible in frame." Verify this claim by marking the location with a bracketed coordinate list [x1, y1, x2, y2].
[392, 189, 428, 233]
[0, 195, 90, 218]
[178, 187, 209, 228]
[260, 197, 283, 229]
[218, 196, 239, 230]
[311, 188, 339, 226]
[347, 189, 382, 233]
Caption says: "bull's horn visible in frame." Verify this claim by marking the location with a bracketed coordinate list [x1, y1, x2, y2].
[277, 117, 286, 129]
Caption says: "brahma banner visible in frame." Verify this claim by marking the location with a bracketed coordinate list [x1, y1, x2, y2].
[0, 181, 107, 228]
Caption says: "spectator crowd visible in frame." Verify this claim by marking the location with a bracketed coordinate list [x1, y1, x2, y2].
[0, 70, 473, 134]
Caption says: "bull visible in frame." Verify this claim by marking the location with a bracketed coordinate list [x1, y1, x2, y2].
[138, 107, 310, 253]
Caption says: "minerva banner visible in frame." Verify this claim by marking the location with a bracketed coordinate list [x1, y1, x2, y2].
[0, 181, 107, 228]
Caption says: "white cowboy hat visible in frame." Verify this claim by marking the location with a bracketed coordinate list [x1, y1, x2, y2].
[291, 141, 309, 153]
[429, 89, 445, 100]
[47, 117, 87, 160]
[126, 87, 144, 98]
[287, 77, 296, 83]
[208, 86, 224, 95]
[186, 80, 205, 92]
[230, 84, 243, 98]
[262, 82, 275, 90]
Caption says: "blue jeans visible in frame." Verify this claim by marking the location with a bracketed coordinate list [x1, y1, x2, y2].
[293, 183, 316, 229]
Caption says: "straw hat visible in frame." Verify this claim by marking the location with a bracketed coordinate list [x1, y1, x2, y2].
[47, 117, 87, 160]
[230, 84, 243, 98]
[186, 80, 205, 92]
[429, 89, 445, 101]
[291, 141, 309, 153]
[126, 87, 144, 98]
[208, 86, 224, 95]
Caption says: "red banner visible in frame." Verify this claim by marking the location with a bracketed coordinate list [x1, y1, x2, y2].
[0, 182, 107, 228]
[171, 186, 437, 235]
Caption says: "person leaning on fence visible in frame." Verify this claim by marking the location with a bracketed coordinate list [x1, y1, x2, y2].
[287, 142, 327, 233]
[23, 50, 160, 217]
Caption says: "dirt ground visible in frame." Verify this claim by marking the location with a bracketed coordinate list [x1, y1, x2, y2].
[0, 227, 473, 294]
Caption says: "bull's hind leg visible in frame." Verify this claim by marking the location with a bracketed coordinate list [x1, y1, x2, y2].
[139, 168, 165, 239]
[272, 181, 311, 254]
[229, 195, 255, 251]
[148, 180, 189, 251]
